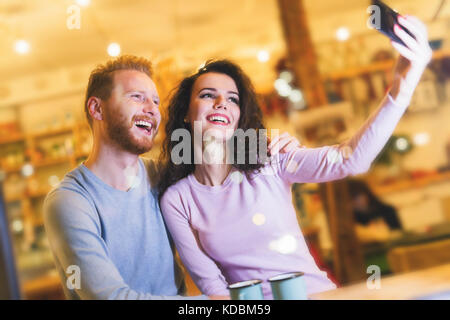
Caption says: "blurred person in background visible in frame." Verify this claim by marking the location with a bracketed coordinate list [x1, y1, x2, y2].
[348, 179, 403, 243]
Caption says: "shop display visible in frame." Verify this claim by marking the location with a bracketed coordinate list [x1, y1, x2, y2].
[0, 121, 92, 263]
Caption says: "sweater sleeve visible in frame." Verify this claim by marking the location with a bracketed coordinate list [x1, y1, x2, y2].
[44, 188, 206, 300]
[275, 93, 409, 184]
[160, 189, 230, 296]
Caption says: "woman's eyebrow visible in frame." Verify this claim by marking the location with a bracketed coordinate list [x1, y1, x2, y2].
[198, 87, 239, 95]
[198, 87, 216, 94]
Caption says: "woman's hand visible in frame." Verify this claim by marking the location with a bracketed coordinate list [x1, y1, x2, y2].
[268, 132, 305, 156]
[389, 15, 433, 107]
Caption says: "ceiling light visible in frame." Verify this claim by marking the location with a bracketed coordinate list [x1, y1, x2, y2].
[413, 132, 430, 146]
[336, 27, 350, 42]
[107, 43, 121, 57]
[76, 0, 91, 6]
[14, 40, 30, 55]
[257, 50, 270, 63]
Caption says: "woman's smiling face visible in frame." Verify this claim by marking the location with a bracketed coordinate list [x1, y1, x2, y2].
[187, 72, 241, 141]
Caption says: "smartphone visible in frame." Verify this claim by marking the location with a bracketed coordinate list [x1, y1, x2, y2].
[371, 0, 416, 47]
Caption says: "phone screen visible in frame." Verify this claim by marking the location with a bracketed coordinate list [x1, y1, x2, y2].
[371, 0, 415, 46]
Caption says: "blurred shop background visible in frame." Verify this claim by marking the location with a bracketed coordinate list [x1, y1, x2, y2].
[0, 0, 449, 299]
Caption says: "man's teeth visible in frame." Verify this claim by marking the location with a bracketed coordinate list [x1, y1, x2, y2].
[208, 116, 229, 124]
[135, 120, 153, 129]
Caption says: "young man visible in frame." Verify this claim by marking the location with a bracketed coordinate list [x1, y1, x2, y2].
[44, 55, 208, 299]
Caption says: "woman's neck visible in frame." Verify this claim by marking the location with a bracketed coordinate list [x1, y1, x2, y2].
[194, 163, 232, 186]
[192, 136, 233, 186]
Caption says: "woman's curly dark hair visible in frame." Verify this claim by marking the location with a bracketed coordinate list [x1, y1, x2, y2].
[157, 59, 269, 199]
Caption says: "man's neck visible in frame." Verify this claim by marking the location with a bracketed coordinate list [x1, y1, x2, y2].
[84, 139, 141, 191]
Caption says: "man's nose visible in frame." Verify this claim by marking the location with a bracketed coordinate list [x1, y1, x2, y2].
[143, 100, 158, 115]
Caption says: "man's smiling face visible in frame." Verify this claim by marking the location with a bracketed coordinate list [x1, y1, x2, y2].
[102, 69, 161, 154]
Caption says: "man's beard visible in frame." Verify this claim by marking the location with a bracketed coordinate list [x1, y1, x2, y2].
[104, 109, 154, 155]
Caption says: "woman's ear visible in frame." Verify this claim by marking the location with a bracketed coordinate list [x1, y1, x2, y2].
[87, 97, 103, 121]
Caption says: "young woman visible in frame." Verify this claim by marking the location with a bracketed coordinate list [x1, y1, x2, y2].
[158, 15, 432, 298]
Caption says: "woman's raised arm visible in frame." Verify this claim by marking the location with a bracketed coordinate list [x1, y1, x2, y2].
[274, 16, 432, 185]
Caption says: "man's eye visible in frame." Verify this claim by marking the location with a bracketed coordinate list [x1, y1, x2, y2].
[132, 94, 144, 101]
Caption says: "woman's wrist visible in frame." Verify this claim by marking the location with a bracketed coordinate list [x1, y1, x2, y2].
[389, 59, 429, 108]
[389, 63, 425, 107]
[388, 77, 413, 108]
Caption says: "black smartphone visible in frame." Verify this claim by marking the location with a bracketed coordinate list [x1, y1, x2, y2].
[370, 0, 416, 47]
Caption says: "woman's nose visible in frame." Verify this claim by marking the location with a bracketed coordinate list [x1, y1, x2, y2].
[213, 95, 227, 110]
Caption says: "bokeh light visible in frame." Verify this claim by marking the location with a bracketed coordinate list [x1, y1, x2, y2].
[107, 43, 121, 57]
[14, 40, 30, 55]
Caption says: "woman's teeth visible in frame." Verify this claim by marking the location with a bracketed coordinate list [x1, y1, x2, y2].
[207, 115, 229, 124]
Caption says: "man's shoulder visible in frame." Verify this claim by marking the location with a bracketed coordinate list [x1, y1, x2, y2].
[51, 165, 89, 192]
[45, 166, 94, 212]
[44, 172, 101, 231]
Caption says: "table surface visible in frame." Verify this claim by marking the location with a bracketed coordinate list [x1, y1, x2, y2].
[310, 263, 450, 300]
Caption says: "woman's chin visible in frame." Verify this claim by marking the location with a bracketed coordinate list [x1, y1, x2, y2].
[202, 126, 235, 142]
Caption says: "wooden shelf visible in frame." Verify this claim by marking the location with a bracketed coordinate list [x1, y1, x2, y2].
[5, 193, 24, 203]
[323, 59, 394, 81]
[322, 48, 450, 81]
[5, 188, 52, 204]
[0, 133, 25, 145]
[29, 126, 74, 140]
[2, 156, 76, 174]
[33, 156, 73, 168]
[371, 170, 450, 195]
[1, 164, 24, 173]
[433, 48, 450, 60]
[28, 188, 52, 199]
[75, 151, 89, 159]
[23, 271, 64, 300]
